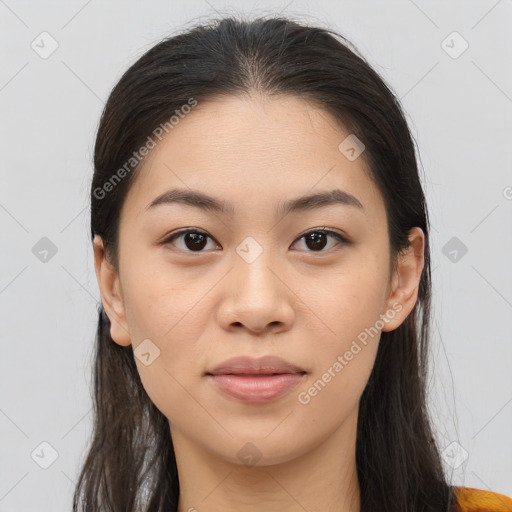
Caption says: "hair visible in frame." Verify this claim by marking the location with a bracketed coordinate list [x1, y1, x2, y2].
[74, 14, 458, 512]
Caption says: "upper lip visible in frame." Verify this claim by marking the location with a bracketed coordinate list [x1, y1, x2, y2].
[207, 355, 306, 375]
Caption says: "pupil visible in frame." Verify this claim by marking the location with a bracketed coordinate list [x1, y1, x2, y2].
[307, 232, 327, 251]
[185, 233, 207, 251]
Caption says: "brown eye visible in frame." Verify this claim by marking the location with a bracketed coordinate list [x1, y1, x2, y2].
[162, 229, 219, 252]
[292, 229, 348, 252]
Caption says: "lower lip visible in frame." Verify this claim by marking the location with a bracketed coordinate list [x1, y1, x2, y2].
[208, 373, 306, 404]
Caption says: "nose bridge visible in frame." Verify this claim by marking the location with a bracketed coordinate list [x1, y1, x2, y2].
[216, 234, 295, 333]
[233, 234, 278, 298]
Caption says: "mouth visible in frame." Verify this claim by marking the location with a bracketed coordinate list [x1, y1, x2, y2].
[206, 355, 307, 404]
[207, 373, 307, 404]
[206, 354, 306, 376]
[207, 369, 307, 376]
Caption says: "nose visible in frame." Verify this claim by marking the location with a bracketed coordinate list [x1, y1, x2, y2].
[215, 245, 295, 335]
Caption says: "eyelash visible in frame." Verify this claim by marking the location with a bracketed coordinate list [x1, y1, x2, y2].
[161, 227, 350, 253]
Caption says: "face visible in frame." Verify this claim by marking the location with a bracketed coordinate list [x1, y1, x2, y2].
[94, 93, 424, 467]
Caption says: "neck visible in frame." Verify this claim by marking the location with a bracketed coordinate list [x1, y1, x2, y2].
[172, 409, 361, 512]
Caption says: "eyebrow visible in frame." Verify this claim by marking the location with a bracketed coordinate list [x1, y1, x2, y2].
[145, 187, 364, 217]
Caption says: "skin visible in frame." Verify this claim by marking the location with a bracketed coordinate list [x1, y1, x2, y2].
[94, 93, 425, 512]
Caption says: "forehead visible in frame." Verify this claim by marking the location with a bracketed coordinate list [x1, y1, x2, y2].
[121, 93, 385, 225]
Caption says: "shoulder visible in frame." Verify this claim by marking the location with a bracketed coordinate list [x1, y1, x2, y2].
[453, 486, 512, 512]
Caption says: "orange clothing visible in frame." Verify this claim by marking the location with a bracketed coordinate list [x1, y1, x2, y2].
[454, 486, 512, 512]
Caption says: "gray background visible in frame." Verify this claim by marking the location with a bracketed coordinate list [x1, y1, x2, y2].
[1, 0, 511, 510]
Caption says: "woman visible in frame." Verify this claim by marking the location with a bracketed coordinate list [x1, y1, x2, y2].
[74, 15, 512, 512]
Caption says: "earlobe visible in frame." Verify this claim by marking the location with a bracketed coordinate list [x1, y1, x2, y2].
[93, 234, 131, 346]
[381, 227, 425, 332]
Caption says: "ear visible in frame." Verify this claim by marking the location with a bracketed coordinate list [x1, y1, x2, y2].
[381, 227, 425, 332]
[93, 234, 131, 346]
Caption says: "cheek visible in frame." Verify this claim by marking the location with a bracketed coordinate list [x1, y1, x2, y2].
[126, 285, 207, 372]
[123, 254, 208, 339]
[295, 340, 378, 434]
[304, 252, 389, 343]
[297, 276, 384, 420]
[296, 256, 387, 409]
[120, 263, 209, 414]
[128, 299, 206, 424]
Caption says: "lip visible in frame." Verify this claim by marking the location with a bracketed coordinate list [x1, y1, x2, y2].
[206, 355, 307, 404]
[207, 355, 306, 375]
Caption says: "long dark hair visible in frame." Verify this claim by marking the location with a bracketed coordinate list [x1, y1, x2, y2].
[75, 14, 457, 512]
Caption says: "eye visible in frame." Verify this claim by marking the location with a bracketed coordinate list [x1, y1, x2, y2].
[161, 227, 349, 253]
[161, 228, 220, 252]
[291, 228, 349, 252]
